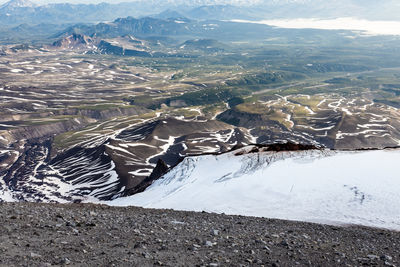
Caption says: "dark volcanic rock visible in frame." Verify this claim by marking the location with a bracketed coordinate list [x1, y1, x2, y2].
[263, 142, 319, 152]
[52, 33, 94, 50]
[0, 202, 399, 266]
[97, 40, 152, 57]
[126, 158, 169, 196]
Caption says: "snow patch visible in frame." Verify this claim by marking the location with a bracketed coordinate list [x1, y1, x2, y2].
[108, 148, 400, 230]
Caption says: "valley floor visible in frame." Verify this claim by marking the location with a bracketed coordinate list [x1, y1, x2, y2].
[0, 202, 398, 267]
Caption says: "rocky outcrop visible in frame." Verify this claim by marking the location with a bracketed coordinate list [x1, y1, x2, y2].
[125, 158, 169, 196]
[243, 142, 320, 154]
[51, 33, 153, 57]
[52, 33, 95, 50]
[97, 40, 152, 57]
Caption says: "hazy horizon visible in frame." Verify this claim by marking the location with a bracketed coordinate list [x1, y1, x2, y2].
[234, 17, 400, 36]
[1, 0, 400, 24]
[0, 0, 135, 4]
[0, 0, 261, 4]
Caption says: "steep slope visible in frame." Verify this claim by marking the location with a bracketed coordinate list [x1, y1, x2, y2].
[217, 96, 400, 149]
[0, 117, 254, 202]
[52, 33, 95, 50]
[97, 38, 152, 57]
[60, 17, 194, 38]
[109, 146, 400, 230]
[0, 138, 124, 203]
[51, 34, 153, 56]
[0, 0, 36, 10]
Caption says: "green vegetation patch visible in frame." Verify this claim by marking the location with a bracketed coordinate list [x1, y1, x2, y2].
[234, 102, 293, 129]
[225, 71, 306, 87]
[288, 95, 325, 111]
[72, 103, 124, 111]
[167, 87, 251, 107]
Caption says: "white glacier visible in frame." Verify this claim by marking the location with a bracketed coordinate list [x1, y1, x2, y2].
[108, 147, 400, 230]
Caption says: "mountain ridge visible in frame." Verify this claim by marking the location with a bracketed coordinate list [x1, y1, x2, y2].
[0, 0, 36, 9]
[1, 0, 400, 26]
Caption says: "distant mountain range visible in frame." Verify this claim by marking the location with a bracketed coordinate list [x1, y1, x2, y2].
[0, 0, 35, 9]
[51, 33, 155, 57]
[1, 0, 400, 26]
[49, 31, 231, 58]
[0, 0, 257, 25]
[54, 16, 286, 43]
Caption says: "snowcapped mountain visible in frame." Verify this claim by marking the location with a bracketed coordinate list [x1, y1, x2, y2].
[151, 0, 263, 5]
[0, 0, 36, 9]
[0, 0, 399, 25]
[108, 146, 400, 230]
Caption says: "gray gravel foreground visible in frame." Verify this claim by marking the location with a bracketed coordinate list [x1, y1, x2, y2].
[0, 202, 399, 267]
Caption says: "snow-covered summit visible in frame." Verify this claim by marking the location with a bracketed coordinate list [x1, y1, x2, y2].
[108, 146, 400, 230]
[0, 0, 36, 9]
